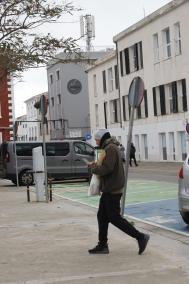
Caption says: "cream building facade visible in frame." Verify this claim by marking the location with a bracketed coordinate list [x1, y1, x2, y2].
[87, 0, 189, 162]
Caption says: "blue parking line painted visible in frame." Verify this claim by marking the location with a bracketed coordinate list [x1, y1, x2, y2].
[125, 199, 189, 235]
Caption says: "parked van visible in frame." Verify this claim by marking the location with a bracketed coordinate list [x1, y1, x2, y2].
[0, 140, 95, 186]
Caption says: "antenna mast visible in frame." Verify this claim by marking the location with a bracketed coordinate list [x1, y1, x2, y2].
[80, 14, 95, 52]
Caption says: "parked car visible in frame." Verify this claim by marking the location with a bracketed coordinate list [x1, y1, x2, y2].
[178, 155, 189, 224]
[0, 140, 95, 186]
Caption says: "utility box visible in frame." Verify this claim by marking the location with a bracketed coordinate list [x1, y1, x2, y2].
[32, 146, 45, 202]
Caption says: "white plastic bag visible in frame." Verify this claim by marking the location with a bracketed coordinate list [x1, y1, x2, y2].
[88, 174, 100, 196]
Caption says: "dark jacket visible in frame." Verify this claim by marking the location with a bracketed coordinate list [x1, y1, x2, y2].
[130, 144, 136, 156]
[91, 137, 125, 194]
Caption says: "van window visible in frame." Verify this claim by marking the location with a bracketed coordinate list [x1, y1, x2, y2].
[16, 143, 42, 156]
[46, 143, 69, 156]
[74, 142, 94, 156]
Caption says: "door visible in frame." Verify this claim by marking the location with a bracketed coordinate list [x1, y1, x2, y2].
[179, 131, 187, 161]
[141, 134, 148, 160]
[72, 141, 95, 177]
[46, 142, 73, 179]
[169, 132, 175, 161]
[159, 133, 167, 160]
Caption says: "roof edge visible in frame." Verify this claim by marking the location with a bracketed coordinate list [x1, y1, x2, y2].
[113, 0, 187, 42]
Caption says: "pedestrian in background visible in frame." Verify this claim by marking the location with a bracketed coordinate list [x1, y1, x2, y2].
[88, 129, 150, 255]
[119, 143, 126, 162]
[130, 142, 138, 167]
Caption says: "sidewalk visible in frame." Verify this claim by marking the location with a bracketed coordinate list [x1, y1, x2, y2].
[0, 178, 189, 284]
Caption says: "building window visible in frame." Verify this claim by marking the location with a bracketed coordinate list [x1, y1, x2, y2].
[102, 70, 107, 93]
[122, 41, 143, 75]
[174, 22, 181, 56]
[57, 94, 61, 104]
[50, 74, 53, 84]
[52, 121, 55, 129]
[129, 45, 137, 73]
[93, 74, 97, 97]
[162, 27, 171, 58]
[153, 33, 159, 62]
[51, 97, 54, 106]
[110, 99, 120, 123]
[114, 65, 119, 89]
[153, 79, 187, 117]
[108, 67, 113, 92]
[56, 70, 60, 80]
[95, 104, 99, 127]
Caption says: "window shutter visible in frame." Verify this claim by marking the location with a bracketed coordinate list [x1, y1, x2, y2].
[172, 81, 178, 113]
[124, 48, 130, 74]
[144, 90, 148, 117]
[182, 79, 187, 112]
[153, 87, 157, 116]
[159, 85, 166, 115]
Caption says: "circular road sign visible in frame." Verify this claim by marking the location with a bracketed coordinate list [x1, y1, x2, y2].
[128, 76, 145, 108]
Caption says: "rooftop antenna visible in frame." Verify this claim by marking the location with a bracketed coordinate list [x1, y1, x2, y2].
[143, 6, 146, 18]
[80, 14, 95, 52]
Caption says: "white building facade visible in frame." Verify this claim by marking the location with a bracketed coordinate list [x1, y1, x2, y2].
[87, 0, 189, 162]
[24, 92, 50, 141]
[16, 115, 28, 141]
[47, 51, 111, 140]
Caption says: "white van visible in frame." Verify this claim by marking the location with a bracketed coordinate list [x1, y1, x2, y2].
[0, 140, 95, 186]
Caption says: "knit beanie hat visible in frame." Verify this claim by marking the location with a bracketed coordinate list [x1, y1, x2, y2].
[94, 129, 110, 140]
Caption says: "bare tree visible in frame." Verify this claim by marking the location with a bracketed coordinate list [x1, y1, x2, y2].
[0, 0, 81, 76]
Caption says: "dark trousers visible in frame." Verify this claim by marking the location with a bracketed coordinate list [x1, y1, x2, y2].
[97, 193, 143, 245]
[130, 154, 138, 166]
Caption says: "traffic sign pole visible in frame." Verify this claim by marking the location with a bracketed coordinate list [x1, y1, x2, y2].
[121, 77, 145, 216]
[121, 106, 135, 216]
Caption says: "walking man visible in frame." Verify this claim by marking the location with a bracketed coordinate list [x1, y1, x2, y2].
[130, 142, 138, 167]
[88, 129, 149, 255]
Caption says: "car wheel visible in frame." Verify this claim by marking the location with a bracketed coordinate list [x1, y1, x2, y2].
[180, 211, 189, 225]
[19, 170, 33, 186]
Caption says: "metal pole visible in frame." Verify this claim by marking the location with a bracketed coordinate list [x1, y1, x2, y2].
[121, 106, 135, 216]
[42, 123, 48, 202]
[13, 123, 19, 189]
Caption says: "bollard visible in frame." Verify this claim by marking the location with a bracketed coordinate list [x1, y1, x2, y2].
[48, 178, 53, 202]
[26, 180, 30, 202]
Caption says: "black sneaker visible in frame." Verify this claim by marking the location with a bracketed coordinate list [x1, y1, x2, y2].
[88, 243, 109, 254]
[138, 234, 150, 255]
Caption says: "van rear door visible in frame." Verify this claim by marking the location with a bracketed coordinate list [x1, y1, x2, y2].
[46, 142, 73, 179]
[0, 142, 7, 178]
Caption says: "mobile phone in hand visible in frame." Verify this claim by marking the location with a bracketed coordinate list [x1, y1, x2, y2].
[82, 158, 90, 165]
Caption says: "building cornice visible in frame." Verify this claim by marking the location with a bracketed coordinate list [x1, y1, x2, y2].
[85, 50, 116, 72]
[113, 0, 187, 42]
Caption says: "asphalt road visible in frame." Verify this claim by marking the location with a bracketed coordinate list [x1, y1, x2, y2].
[128, 161, 182, 183]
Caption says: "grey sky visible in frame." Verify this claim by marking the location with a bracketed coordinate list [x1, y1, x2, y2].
[14, 0, 171, 117]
